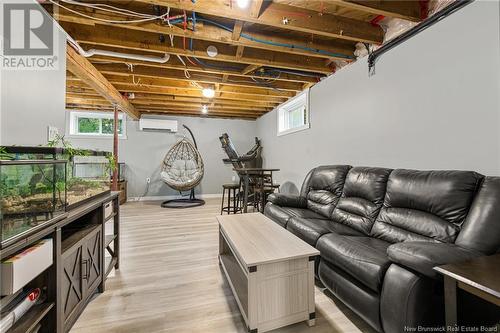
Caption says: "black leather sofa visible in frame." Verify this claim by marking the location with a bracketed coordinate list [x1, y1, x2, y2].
[264, 165, 500, 333]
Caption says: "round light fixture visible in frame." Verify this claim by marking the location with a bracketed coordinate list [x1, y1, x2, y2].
[201, 105, 208, 114]
[202, 88, 215, 98]
[206, 45, 218, 58]
[236, 0, 250, 9]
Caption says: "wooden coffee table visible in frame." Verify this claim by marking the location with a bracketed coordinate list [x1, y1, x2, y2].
[434, 254, 500, 332]
[217, 213, 319, 333]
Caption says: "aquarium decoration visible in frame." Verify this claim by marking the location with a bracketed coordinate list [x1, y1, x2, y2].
[1, 142, 112, 211]
[0, 159, 67, 245]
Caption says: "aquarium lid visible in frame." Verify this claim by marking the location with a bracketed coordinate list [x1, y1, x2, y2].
[3, 146, 110, 156]
[0, 159, 67, 165]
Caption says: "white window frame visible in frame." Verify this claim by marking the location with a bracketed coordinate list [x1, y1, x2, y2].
[277, 89, 310, 136]
[67, 111, 127, 139]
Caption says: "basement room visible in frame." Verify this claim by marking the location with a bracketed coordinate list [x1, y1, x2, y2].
[0, 1, 499, 332]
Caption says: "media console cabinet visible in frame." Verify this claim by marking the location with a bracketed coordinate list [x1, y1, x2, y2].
[1, 192, 120, 333]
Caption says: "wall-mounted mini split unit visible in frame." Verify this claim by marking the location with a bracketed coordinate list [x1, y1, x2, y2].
[139, 117, 178, 132]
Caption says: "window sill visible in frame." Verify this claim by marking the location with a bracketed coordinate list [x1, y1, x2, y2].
[277, 124, 310, 137]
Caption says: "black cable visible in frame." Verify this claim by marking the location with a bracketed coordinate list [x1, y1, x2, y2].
[368, 0, 474, 76]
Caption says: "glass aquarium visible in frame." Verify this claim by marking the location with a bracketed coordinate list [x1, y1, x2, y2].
[111, 163, 125, 182]
[0, 160, 67, 246]
[2, 146, 111, 209]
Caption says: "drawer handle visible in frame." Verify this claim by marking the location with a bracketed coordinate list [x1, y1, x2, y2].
[82, 260, 88, 280]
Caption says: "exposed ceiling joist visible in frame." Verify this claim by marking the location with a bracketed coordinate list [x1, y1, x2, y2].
[65, 45, 139, 119]
[135, 0, 384, 44]
[87, 56, 319, 84]
[66, 92, 279, 108]
[250, 0, 265, 18]
[232, 20, 244, 40]
[67, 74, 295, 98]
[91, 64, 304, 92]
[67, 80, 287, 103]
[333, 0, 422, 22]
[242, 64, 261, 75]
[62, 23, 334, 74]
[54, 11, 354, 60]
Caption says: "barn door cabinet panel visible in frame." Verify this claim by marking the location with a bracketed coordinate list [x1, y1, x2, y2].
[60, 224, 102, 331]
[0, 193, 119, 333]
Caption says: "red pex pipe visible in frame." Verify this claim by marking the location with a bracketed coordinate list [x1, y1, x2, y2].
[370, 15, 385, 27]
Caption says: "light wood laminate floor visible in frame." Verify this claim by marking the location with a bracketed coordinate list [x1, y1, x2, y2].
[71, 199, 376, 333]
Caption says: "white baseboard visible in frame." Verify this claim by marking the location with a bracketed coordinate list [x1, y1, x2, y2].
[128, 193, 222, 202]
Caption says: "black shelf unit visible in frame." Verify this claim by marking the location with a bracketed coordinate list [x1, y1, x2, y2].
[0, 193, 120, 333]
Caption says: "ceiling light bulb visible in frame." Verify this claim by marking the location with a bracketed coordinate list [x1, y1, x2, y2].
[202, 105, 208, 114]
[237, 0, 250, 9]
[202, 88, 215, 98]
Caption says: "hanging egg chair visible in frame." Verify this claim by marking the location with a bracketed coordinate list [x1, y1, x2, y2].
[160, 125, 205, 208]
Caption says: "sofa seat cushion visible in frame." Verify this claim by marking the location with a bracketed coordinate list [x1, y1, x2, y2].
[264, 203, 327, 228]
[387, 242, 482, 278]
[287, 217, 363, 246]
[317, 234, 392, 292]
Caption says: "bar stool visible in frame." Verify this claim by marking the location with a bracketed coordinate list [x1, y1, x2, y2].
[221, 183, 241, 214]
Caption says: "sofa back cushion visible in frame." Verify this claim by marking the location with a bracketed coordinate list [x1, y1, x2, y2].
[331, 167, 393, 235]
[371, 169, 483, 243]
[455, 177, 500, 254]
[302, 165, 351, 218]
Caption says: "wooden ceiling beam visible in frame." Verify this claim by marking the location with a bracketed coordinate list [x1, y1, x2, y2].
[66, 90, 280, 107]
[88, 75, 294, 98]
[250, 0, 265, 18]
[87, 55, 320, 84]
[232, 21, 244, 40]
[65, 45, 139, 119]
[66, 97, 271, 112]
[62, 23, 332, 74]
[67, 81, 287, 103]
[92, 64, 303, 92]
[242, 64, 261, 75]
[135, 0, 383, 44]
[54, 11, 353, 60]
[235, 45, 245, 60]
[332, 0, 422, 22]
[67, 100, 266, 115]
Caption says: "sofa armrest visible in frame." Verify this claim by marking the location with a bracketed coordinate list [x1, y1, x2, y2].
[387, 242, 482, 278]
[267, 193, 307, 208]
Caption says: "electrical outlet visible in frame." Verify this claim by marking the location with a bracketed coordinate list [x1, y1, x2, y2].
[146, 177, 151, 184]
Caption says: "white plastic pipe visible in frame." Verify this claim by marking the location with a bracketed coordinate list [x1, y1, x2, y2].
[82, 49, 170, 63]
[67, 35, 170, 63]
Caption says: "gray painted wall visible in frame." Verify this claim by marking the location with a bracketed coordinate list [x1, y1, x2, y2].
[69, 115, 256, 197]
[256, 1, 500, 194]
[0, 23, 67, 145]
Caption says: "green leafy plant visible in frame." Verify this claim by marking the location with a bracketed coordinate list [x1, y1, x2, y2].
[105, 153, 117, 174]
[46, 134, 90, 157]
[0, 146, 14, 160]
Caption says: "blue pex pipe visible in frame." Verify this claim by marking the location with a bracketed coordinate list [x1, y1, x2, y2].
[165, 17, 353, 59]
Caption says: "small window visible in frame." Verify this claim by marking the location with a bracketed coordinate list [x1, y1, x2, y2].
[277, 89, 309, 136]
[68, 111, 126, 138]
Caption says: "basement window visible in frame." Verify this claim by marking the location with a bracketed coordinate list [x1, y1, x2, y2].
[277, 89, 310, 136]
[68, 111, 126, 138]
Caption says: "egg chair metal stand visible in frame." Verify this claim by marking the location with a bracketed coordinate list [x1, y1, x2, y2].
[161, 125, 205, 208]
